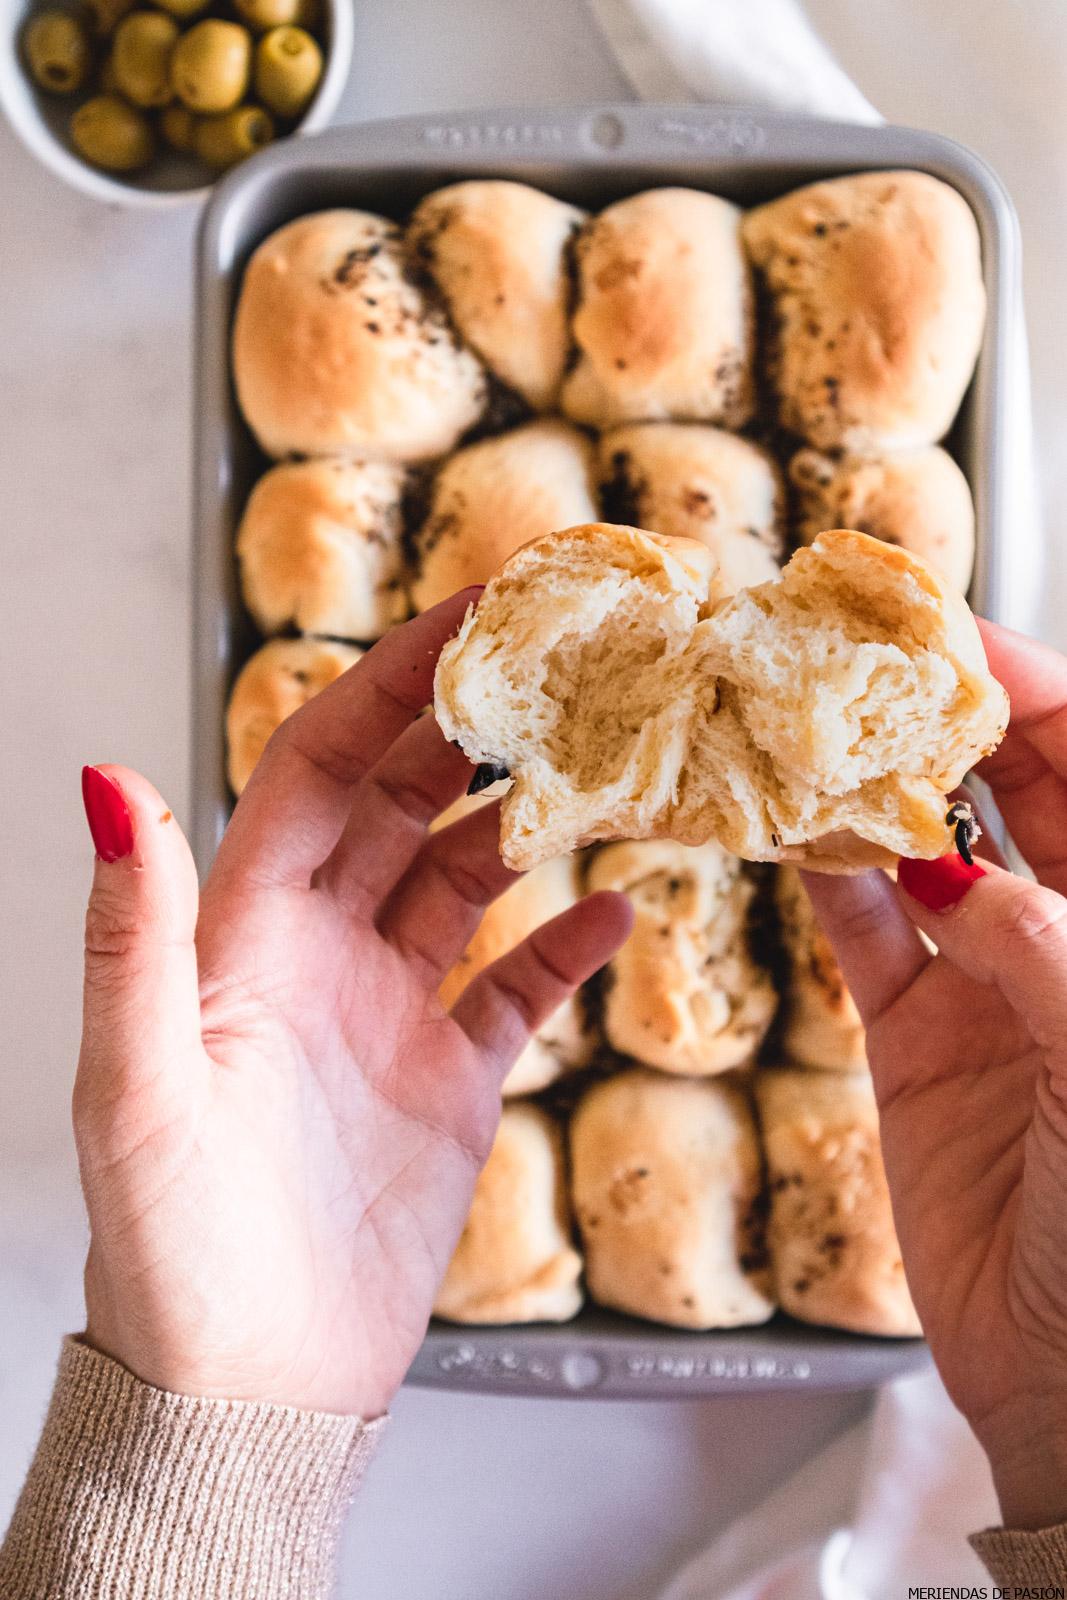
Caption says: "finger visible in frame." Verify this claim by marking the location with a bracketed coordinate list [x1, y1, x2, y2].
[215, 590, 480, 891]
[77, 766, 204, 1115]
[974, 618, 1067, 895]
[798, 868, 931, 1028]
[451, 892, 633, 1077]
[896, 857, 1067, 1060]
[315, 713, 476, 911]
[376, 798, 518, 983]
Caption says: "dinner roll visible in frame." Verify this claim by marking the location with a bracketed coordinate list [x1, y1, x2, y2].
[435, 794, 593, 1096]
[561, 189, 754, 429]
[236, 459, 408, 641]
[232, 210, 486, 462]
[756, 1069, 920, 1336]
[789, 446, 975, 594]
[570, 1070, 775, 1329]
[410, 420, 599, 612]
[775, 867, 865, 1072]
[435, 523, 1007, 873]
[598, 423, 783, 596]
[225, 637, 362, 796]
[407, 180, 586, 411]
[587, 840, 776, 1076]
[434, 1103, 582, 1325]
[742, 171, 985, 451]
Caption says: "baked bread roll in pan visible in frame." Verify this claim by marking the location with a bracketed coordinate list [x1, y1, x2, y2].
[435, 1102, 583, 1325]
[569, 1069, 775, 1330]
[225, 637, 362, 797]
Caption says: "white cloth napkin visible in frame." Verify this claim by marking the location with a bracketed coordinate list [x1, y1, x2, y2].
[583, 0, 1042, 1593]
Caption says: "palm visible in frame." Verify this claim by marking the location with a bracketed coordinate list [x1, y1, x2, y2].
[77, 597, 630, 1420]
[802, 618, 1067, 1503]
[866, 955, 1060, 1437]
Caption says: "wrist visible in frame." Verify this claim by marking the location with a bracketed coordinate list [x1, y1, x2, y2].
[978, 1398, 1067, 1531]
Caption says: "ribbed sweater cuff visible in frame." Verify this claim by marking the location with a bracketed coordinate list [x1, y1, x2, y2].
[0, 1336, 384, 1600]
[970, 1521, 1067, 1584]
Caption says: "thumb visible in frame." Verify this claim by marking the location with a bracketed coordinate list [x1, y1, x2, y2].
[79, 765, 203, 1101]
[897, 853, 1067, 1057]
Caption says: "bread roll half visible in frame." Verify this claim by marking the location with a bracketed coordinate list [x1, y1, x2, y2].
[435, 522, 1007, 872]
[569, 1069, 775, 1330]
[756, 1069, 920, 1336]
[587, 840, 776, 1076]
[434, 1103, 582, 1325]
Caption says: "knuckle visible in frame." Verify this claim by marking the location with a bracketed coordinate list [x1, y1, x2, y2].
[995, 884, 1067, 950]
[370, 770, 440, 829]
[84, 895, 144, 966]
[430, 849, 495, 912]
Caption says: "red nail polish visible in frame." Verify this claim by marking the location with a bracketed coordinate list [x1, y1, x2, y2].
[898, 852, 985, 912]
[82, 767, 134, 863]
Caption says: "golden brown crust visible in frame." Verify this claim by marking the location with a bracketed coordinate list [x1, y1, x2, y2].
[789, 445, 975, 594]
[236, 459, 409, 641]
[775, 867, 866, 1071]
[225, 638, 362, 797]
[232, 210, 486, 462]
[411, 422, 599, 612]
[434, 1103, 583, 1325]
[756, 1069, 920, 1336]
[743, 171, 985, 450]
[597, 423, 784, 596]
[561, 189, 755, 428]
[569, 1069, 775, 1329]
[407, 180, 585, 411]
[587, 840, 777, 1076]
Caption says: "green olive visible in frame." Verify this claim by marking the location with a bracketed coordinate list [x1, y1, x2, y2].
[22, 10, 92, 95]
[152, 0, 211, 15]
[170, 19, 251, 113]
[159, 101, 197, 152]
[84, 0, 135, 36]
[253, 25, 321, 118]
[71, 93, 155, 169]
[234, 0, 318, 32]
[112, 11, 178, 107]
[194, 103, 273, 168]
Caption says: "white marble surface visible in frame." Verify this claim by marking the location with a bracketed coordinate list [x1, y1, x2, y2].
[1, 0, 1064, 1594]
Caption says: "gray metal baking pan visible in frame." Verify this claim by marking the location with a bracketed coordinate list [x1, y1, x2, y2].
[193, 104, 1020, 1396]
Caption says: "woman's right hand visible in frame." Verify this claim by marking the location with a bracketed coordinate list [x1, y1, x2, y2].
[804, 619, 1067, 1532]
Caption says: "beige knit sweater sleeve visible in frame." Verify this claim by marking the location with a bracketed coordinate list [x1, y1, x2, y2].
[0, 1337, 384, 1600]
[3, 1339, 1067, 1595]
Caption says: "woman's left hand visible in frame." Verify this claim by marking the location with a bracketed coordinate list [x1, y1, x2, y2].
[75, 592, 631, 1420]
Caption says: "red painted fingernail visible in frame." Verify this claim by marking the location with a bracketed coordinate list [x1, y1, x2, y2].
[898, 852, 985, 912]
[81, 767, 134, 863]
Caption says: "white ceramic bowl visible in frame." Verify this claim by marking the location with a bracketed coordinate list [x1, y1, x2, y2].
[0, 0, 353, 207]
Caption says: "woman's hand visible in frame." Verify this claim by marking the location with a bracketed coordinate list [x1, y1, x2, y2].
[75, 593, 631, 1421]
[804, 619, 1067, 1531]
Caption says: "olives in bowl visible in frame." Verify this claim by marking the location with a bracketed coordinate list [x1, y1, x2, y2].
[0, 0, 350, 204]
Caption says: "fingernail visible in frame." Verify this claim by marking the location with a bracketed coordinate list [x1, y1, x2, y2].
[898, 852, 985, 912]
[82, 767, 134, 863]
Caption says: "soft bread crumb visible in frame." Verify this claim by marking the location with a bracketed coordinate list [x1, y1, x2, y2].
[433, 522, 1007, 872]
